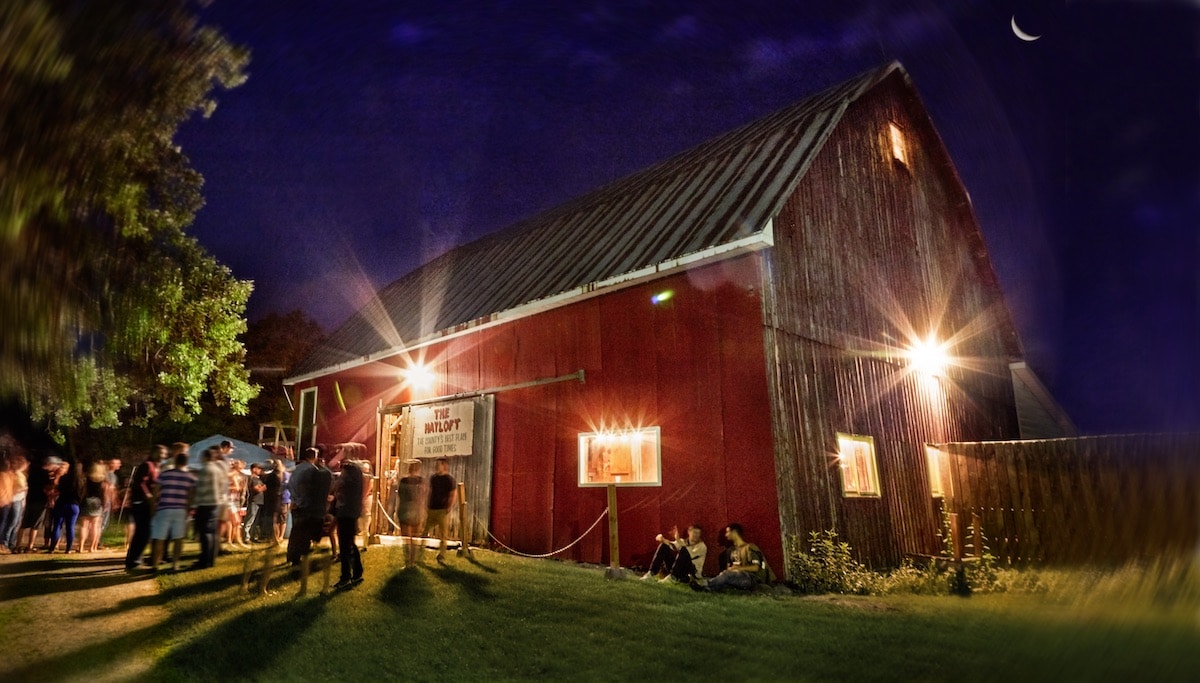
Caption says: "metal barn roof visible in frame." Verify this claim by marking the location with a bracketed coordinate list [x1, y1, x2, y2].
[289, 62, 908, 381]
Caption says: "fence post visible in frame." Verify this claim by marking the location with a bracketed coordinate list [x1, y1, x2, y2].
[456, 482, 470, 557]
[605, 484, 624, 579]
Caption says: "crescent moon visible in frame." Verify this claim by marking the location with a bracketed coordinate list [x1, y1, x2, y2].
[1011, 16, 1041, 42]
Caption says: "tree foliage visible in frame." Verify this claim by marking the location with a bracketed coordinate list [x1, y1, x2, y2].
[0, 1, 257, 431]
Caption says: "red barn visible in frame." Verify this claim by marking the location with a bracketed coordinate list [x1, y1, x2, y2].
[285, 63, 1055, 574]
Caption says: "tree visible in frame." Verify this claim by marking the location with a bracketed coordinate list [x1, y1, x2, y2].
[0, 1, 257, 433]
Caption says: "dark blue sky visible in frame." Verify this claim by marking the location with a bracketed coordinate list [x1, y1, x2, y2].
[178, 1, 1198, 434]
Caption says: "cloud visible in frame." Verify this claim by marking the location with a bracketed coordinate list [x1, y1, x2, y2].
[736, 4, 947, 79]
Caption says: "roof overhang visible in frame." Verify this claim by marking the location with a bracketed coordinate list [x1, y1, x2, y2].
[284, 219, 775, 385]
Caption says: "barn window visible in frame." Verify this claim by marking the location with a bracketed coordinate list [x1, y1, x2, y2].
[888, 122, 907, 166]
[837, 433, 881, 497]
[925, 446, 945, 498]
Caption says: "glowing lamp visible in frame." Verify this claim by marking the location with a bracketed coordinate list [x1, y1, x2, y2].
[650, 290, 674, 304]
[402, 362, 436, 390]
[907, 336, 949, 378]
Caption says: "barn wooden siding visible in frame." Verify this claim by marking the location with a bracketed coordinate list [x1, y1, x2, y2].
[762, 73, 1021, 567]
[295, 255, 783, 574]
[934, 433, 1200, 565]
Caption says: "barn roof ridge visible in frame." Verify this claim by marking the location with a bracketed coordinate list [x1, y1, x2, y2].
[289, 61, 909, 381]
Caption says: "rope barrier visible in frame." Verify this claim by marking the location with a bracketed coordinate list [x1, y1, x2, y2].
[476, 507, 609, 559]
[375, 497, 403, 530]
[374, 497, 609, 559]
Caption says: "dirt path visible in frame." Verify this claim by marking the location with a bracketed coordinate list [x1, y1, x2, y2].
[0, 549, 169, 683]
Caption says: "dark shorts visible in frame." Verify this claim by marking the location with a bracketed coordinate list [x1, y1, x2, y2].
[20, 501, 46, 529]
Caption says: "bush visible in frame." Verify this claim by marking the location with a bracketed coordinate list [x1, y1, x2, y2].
[785, 530, 879, 595]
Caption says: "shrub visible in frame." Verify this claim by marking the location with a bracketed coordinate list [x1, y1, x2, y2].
[785, 530, 879, 595]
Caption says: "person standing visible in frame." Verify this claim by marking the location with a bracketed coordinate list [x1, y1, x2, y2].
[17, 455, 56, 553]
[2, 455, 28, 551]
[191, 446, 225, 570]
[395, 460, 423, 567]
[47, 461, 84, 554]
[331, 461, 364, 588]
[100, 457, 122, 544]
[242, 463, 266, 542]
[424, 457, 456, 563]
[287, 447, 331, 566]
[150, 446, 195, 571]
[0, 455, 13, 554]
[259, 460, 283, 544]
[125, 446, 164, 570]
[76, 461, 108, 553]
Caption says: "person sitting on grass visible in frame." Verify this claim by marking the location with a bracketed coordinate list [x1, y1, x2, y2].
[690, 523, 774, 592]
[641, 524, 707, 583]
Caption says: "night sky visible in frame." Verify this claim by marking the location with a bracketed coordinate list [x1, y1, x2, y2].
[177, 1, 1199, 435]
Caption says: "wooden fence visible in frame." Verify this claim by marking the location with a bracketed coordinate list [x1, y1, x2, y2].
[930, 433, 1200, 565]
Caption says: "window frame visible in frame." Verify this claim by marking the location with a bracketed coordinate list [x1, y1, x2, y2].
[836, 433, 882, 498]
[888, 122, 908, 167]
[296, 386, 318, 451]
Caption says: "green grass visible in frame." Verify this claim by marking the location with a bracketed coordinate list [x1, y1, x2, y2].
[5, 545, 1200, 682]
[145, 548, 1200, 681]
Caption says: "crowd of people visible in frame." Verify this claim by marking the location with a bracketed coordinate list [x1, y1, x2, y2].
[0, 450, 120, 555]
[2, 441, 776, 595]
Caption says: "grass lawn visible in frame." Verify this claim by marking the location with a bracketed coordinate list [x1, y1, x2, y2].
[4, 544, 1199, 682]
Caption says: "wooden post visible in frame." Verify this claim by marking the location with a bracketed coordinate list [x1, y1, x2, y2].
[604, 484, 624, 579]
[949, 512, 963, 562]
[457, 481, 470, 557]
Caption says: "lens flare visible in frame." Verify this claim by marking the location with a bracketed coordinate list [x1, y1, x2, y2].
[907, 335, 950, 378]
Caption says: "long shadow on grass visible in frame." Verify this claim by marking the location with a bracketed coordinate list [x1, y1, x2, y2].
[463, 553, 500, 574]
[0, 557, 119, 575]
[147, 593, 330, 681]
[0, 567, 155, 603]
[0, 611, 174, 682]
[378, 567, 434, 609]
[427, 562, 498, 602]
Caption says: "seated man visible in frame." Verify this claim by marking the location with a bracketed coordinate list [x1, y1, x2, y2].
[641, 524, 707, 583]
[690, 523, 773, 592]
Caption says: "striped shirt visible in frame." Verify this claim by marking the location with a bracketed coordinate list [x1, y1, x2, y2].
[156, 469, 196, 510]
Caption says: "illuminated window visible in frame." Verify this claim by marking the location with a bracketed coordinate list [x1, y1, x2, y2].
[837, 433, 881, 497]
[578, 427, 662, 487]
[925, 446, 945, 498]
[888, 122, 907, 166]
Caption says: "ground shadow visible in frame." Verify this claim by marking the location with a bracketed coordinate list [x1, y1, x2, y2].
[427, 562, 498, 602]
[0, 568, 155, 603]
[0, 557, 117, 575]
[147, 593, 330, 681]
[377, 567, 434, 609]
[462, 552, 500, 574]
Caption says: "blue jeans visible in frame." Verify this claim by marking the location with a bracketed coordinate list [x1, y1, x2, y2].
[0, 503, 16, 548]
[704, 569, 757, 591]
[49, 503, 80, 551]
